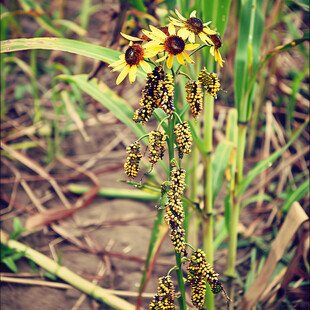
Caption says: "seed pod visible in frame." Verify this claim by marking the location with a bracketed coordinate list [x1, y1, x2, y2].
[148, 130, 167, 166]
[149, 276, 175, 310]
[185, 80, 204, 119]
[124, 142, 142, 179]
[198, 68, 221, 99]
[159, 74, 175, 115]
[174, 121, 193, 158]
[167, 165, 186, 198]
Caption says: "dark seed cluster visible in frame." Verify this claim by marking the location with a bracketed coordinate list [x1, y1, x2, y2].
[148, 130, 167, 166]
[185, 80, 204, 119]
[164, 164, 186, 254]
[160, 74, 175, 116]
[133, 66, 175, 124]
[187, 249, 223, 309]
[133, 66, 165, 124]
[167, 165, 186, 198]
[174, 121, 193, 158]
[149, 276, 175, 310]
[124, 142, 142, 179]
[198, 69, 221, 99]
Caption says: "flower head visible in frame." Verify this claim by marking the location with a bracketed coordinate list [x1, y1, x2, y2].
[142, 25, 200, 69]
[169, 9, 216, 45]
[208, 33, 224, 67]
[109, 42, 153, 85]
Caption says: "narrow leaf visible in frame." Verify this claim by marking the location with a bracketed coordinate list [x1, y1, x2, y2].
[212, 141, 235, 203]
[237, 117, 309, 196]
[56, 74, 147, 139]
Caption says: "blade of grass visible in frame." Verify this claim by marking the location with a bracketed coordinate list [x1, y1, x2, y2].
[55, 74, 147, 139]
[237, 117, 309, 196]
[17, 0, 64, 37]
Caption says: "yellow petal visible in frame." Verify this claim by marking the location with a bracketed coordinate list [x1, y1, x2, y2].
[203, 27, 217, 35]
[116, 64, 130, 85]
[128, 65, 137, 83]
[175, 9, 187, 21]
[215, 49, 224, 67]
[176, 53, 185, 65]
[156, 54, 168, 62]
[166, 54, 174, 69]
[182, 51, 194, 64]
[210, 46, 215, 56]
[184, 43, 200, 50]
[168, 17, 184, 27]
[139, 60, 152, 73]
[177, 27, 190, 40]
[168, 23, 176, 36]
[141, 30, 164, 43]
[145, 44, 165, 53]
[199, 32, 213, 45]
[109, 59, 125, 68]
[120, 32, 143, 41]
[190, 10, 197, 18]
[189, 32, 196, 43]
[149, 25, 167, 40]
[111, 62, 126, 72]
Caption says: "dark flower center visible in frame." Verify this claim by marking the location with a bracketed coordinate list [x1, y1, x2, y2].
[125, 44, 144, 65]
[208, 34, 222, 49]
[164, 35, 185, 55]
[186, 17, 203, 34]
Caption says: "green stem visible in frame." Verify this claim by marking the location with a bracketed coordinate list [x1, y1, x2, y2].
[203, 92, 215, 309]
[226, 123, 247, 279]
[167, 115, 187, 310]
[236, 123, 247, 184]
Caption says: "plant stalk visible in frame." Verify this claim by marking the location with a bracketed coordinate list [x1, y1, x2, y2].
[167, 115, 187, 310]
[0, 230, 135, 310]
[203, 92, 214, 309]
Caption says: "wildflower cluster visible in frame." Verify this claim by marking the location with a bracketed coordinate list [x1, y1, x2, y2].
[111, 7, 226, 310]
[187, 249, 223, 309]
[109, 9, 224, 85]
[149, 276, 175, 310]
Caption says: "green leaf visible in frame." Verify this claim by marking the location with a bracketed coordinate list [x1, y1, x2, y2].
[2, 257, 19, 273]
[234, 0, 264, 122]
[17, 0, 64, 37]
[212, 141, 235, 203]
[282, 179, 310, 213]
[130, 0, 146, 12]
[237, 117, 309, 196]
[55, 74, 147, 139]
[202, 0, 232, 36]
[1, 37, 134, 68]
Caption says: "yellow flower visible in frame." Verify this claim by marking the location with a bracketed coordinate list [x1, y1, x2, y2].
[169, 9, 216, 45]
[109, 42, 153, 85]
[142, 25, 200, 69]
[208, 34, 224, 67]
